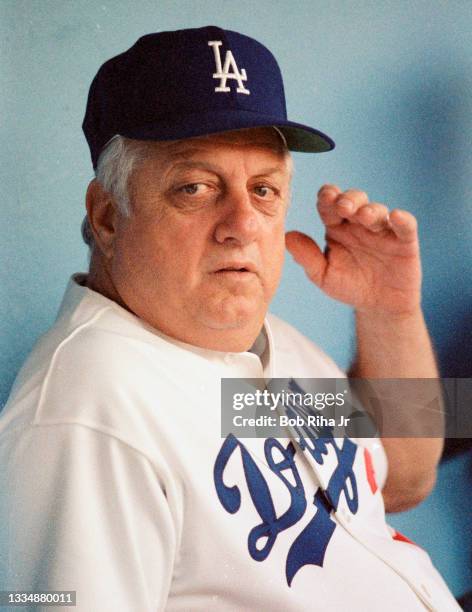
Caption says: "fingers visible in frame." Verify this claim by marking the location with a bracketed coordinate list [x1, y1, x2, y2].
[317, 184, 417, 240]
[317, 184, 343, 226]
[285, 230, 327, 287]
[318, 185, 370, 227]
[353, 203, 390, 232]
[389, 209, 418, 242]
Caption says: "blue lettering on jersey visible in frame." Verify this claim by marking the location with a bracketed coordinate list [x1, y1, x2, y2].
[280, 378, 359, 514]
[214, 436, 306, 562]
[286, 488, 336, 585]
[213, 380, 359, 585]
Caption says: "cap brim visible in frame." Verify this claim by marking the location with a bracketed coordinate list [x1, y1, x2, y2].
[119, 108, 334, 153]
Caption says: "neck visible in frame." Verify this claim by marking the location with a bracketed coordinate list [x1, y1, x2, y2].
[86, 250, 126, 308]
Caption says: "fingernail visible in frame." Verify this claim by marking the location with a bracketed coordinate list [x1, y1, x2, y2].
[318, 190, 337, 203]
[318, 185, 335, 196]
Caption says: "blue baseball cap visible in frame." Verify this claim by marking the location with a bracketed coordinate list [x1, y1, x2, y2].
[82, 25, 335, 169]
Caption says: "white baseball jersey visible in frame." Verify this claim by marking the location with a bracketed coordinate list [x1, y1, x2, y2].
[0, 275, 460, 611]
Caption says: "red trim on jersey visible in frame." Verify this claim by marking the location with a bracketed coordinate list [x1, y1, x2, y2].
[392, 530, 419, 547]
[363, 448, 378, 494]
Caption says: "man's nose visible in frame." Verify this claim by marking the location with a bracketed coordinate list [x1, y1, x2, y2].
[214, 188, 259, 245]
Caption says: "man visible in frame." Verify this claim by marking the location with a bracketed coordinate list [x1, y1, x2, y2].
[0, 26, 459, 611]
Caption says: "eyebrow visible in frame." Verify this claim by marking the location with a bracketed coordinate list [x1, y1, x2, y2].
[167, 159, 288, 177]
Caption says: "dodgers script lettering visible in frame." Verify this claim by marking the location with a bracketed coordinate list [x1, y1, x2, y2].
[213, 433, 359, 585]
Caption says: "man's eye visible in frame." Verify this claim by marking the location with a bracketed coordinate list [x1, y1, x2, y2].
[179, 183, 206, 195]
[254, 185, 276, 198]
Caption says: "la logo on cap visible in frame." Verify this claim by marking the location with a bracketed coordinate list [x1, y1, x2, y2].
[208, 40, 250, 95]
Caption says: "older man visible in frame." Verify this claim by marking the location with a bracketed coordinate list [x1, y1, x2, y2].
[0, 26, 459, 611]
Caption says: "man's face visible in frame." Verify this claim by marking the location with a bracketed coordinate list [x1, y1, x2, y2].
[108, 128, 292, 351]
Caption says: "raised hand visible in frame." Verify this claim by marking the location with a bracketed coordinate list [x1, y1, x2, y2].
[285, 184, 422, 316]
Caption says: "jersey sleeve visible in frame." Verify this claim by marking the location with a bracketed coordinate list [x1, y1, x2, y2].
[0, 422, 177, 612]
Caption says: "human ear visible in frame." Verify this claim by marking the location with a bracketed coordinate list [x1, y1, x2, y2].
[85, 179, 119, 259]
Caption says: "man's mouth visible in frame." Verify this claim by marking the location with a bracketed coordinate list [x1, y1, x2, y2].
[218, 266, 250, 272]
[212, 262, 258, 278]
[213, 260, 257, 273]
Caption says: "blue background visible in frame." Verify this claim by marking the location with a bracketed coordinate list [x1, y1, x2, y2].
[1, 0, 471, 598]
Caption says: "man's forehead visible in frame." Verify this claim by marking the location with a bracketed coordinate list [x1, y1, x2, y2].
[143, 127, 289, 160]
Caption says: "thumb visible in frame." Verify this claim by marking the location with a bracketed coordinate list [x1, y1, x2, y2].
[285, 231, 327, 288]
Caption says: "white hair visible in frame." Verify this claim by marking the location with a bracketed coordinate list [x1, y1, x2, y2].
[81, 135, 148, 247]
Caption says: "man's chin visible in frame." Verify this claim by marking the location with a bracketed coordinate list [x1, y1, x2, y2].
[200, 296, 266, 332]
